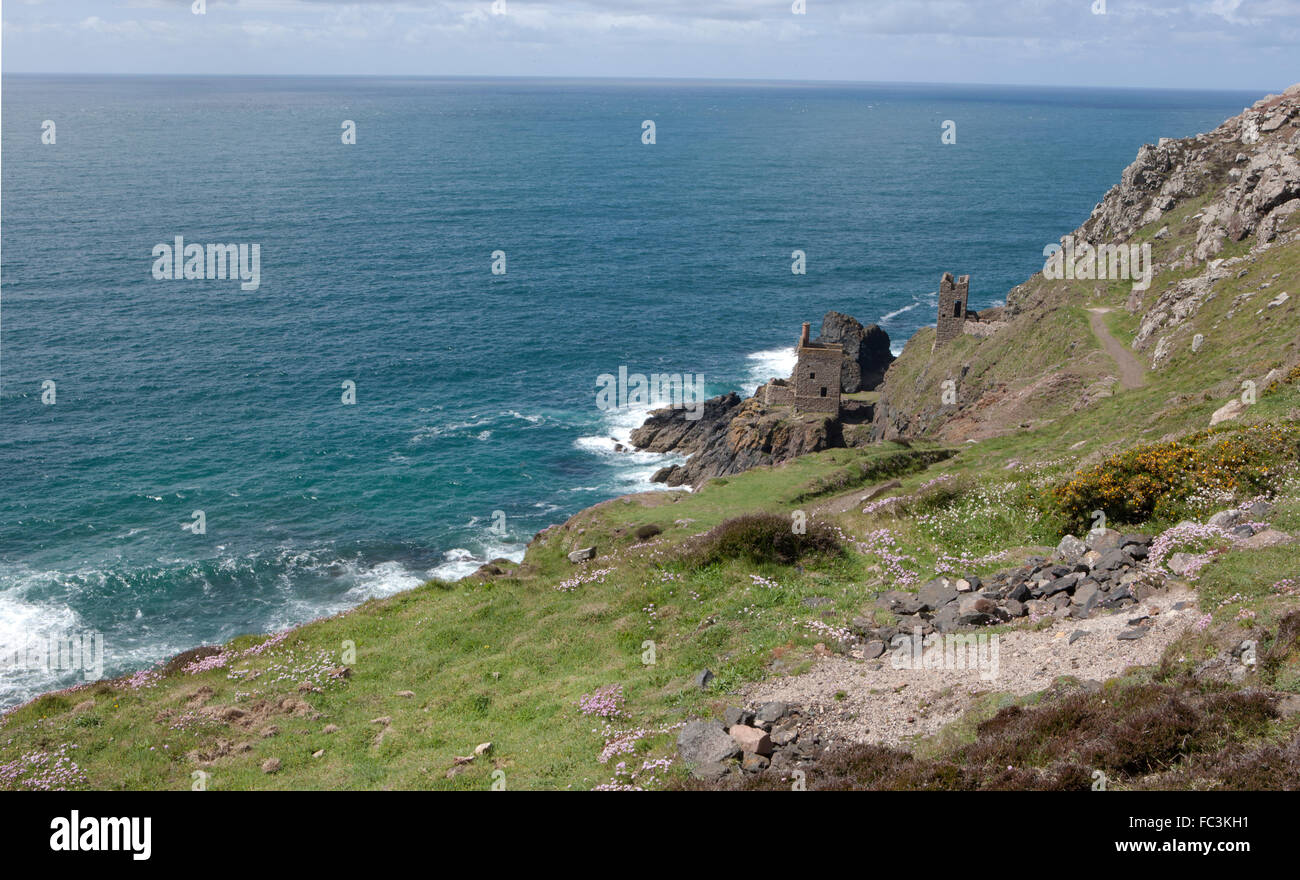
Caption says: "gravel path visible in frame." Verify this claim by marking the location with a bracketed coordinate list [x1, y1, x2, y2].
[1087, 307, 1147, 390]
[744, 585, 1197, 748]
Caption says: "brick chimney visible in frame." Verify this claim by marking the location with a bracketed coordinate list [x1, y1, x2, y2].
[799, 322, 810, 348]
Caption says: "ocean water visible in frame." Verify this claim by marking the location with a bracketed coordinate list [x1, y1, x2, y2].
[0, 75, 1259, 707]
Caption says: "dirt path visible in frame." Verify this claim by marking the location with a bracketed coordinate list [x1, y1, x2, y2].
[745, 586, 1197, 748]
[1087, 308, 1146, 389]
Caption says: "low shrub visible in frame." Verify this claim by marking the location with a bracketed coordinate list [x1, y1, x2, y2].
[786, 449, 955, 504]
[677, 513, 841, 568]
[634, 523, 663, 541]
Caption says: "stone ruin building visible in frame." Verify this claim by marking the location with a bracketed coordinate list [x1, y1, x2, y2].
[933, 272, 1007, 348]
[762, 322, 843, 414]
[935, 272, 970, 347]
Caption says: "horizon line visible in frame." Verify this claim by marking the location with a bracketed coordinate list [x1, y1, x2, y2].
[0, 71, 1279, 95]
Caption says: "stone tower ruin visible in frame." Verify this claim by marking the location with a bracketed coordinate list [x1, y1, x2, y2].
[935, 272, 970, 348]
[792, 322, 843, 414]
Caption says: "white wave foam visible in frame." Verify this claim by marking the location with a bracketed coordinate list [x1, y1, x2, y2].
[879, 300, 921, 323]
[428, 539, 527, 582]
[744, 346, 796, 394]
[0, 569, 93, 708]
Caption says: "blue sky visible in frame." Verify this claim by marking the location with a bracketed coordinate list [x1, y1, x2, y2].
[2, 0, 1297, 89]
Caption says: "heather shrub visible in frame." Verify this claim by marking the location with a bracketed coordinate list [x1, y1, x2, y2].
[677, 513, 841, 568]
[634, 523, 663, 541]
[1262, 610, 1300, 679]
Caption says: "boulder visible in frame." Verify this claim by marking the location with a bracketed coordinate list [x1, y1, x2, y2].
[567, 547, 596, 563]
[1210, 399, 1246, 426]
[917, 577, 959, 611]
[754, 701, 790, 725]
[1056, 535, 1087, 564]
[1167, 552, 1199, 576]
[1086, 528, 1124, 553]
[678, 720, 741, 770]
[931, 604, 961, 633]
[729, 724, 774, 756]
[723, 706, 754, 728]
[1238, 529, 1293, 549]
[1208, 509, 1245, 529]
[1094, 548, 1135, 573]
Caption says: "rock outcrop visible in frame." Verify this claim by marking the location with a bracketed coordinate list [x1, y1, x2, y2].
[628, 391, 742, 456]
[815, 312, 894, 392]
[1077, 85, 1300, 257]
[643, 395, 839, 488]
[678, 702, 819, 779]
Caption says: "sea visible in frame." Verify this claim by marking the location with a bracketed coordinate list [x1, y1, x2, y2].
[0, 75, 1261, 706]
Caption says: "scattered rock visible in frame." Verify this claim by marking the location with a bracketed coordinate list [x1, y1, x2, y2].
[754, 701, 790, 725]
[1056, 534, 1088, 564]
[729, 724, 774, 756]
[677, 720, 741, 774]
[1238, 528, 1293, 549]
[724, 706, 755, 727]
[1210, 399, 1246, 426]
[567, 547, 597, 563]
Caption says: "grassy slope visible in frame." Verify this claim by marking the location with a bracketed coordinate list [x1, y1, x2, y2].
[5, 365, 1297, 789]
[5, 137, 1299, 793]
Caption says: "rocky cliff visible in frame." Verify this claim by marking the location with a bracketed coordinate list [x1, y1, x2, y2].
[872, 83, 1300, 443]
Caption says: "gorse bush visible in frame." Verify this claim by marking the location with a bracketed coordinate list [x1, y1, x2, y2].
[677, 513, 841, 568]
[1050, 422, 1300, 532]
[1263, 363, 1300, 396]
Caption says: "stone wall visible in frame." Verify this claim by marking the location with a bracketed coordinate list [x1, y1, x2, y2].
[763, 380, 795, 407]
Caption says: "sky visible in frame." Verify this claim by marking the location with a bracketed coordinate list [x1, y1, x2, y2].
[1, 0, 1298, 90]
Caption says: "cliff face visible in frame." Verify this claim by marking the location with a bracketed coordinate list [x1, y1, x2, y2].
[872, 84, 1300, 443]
